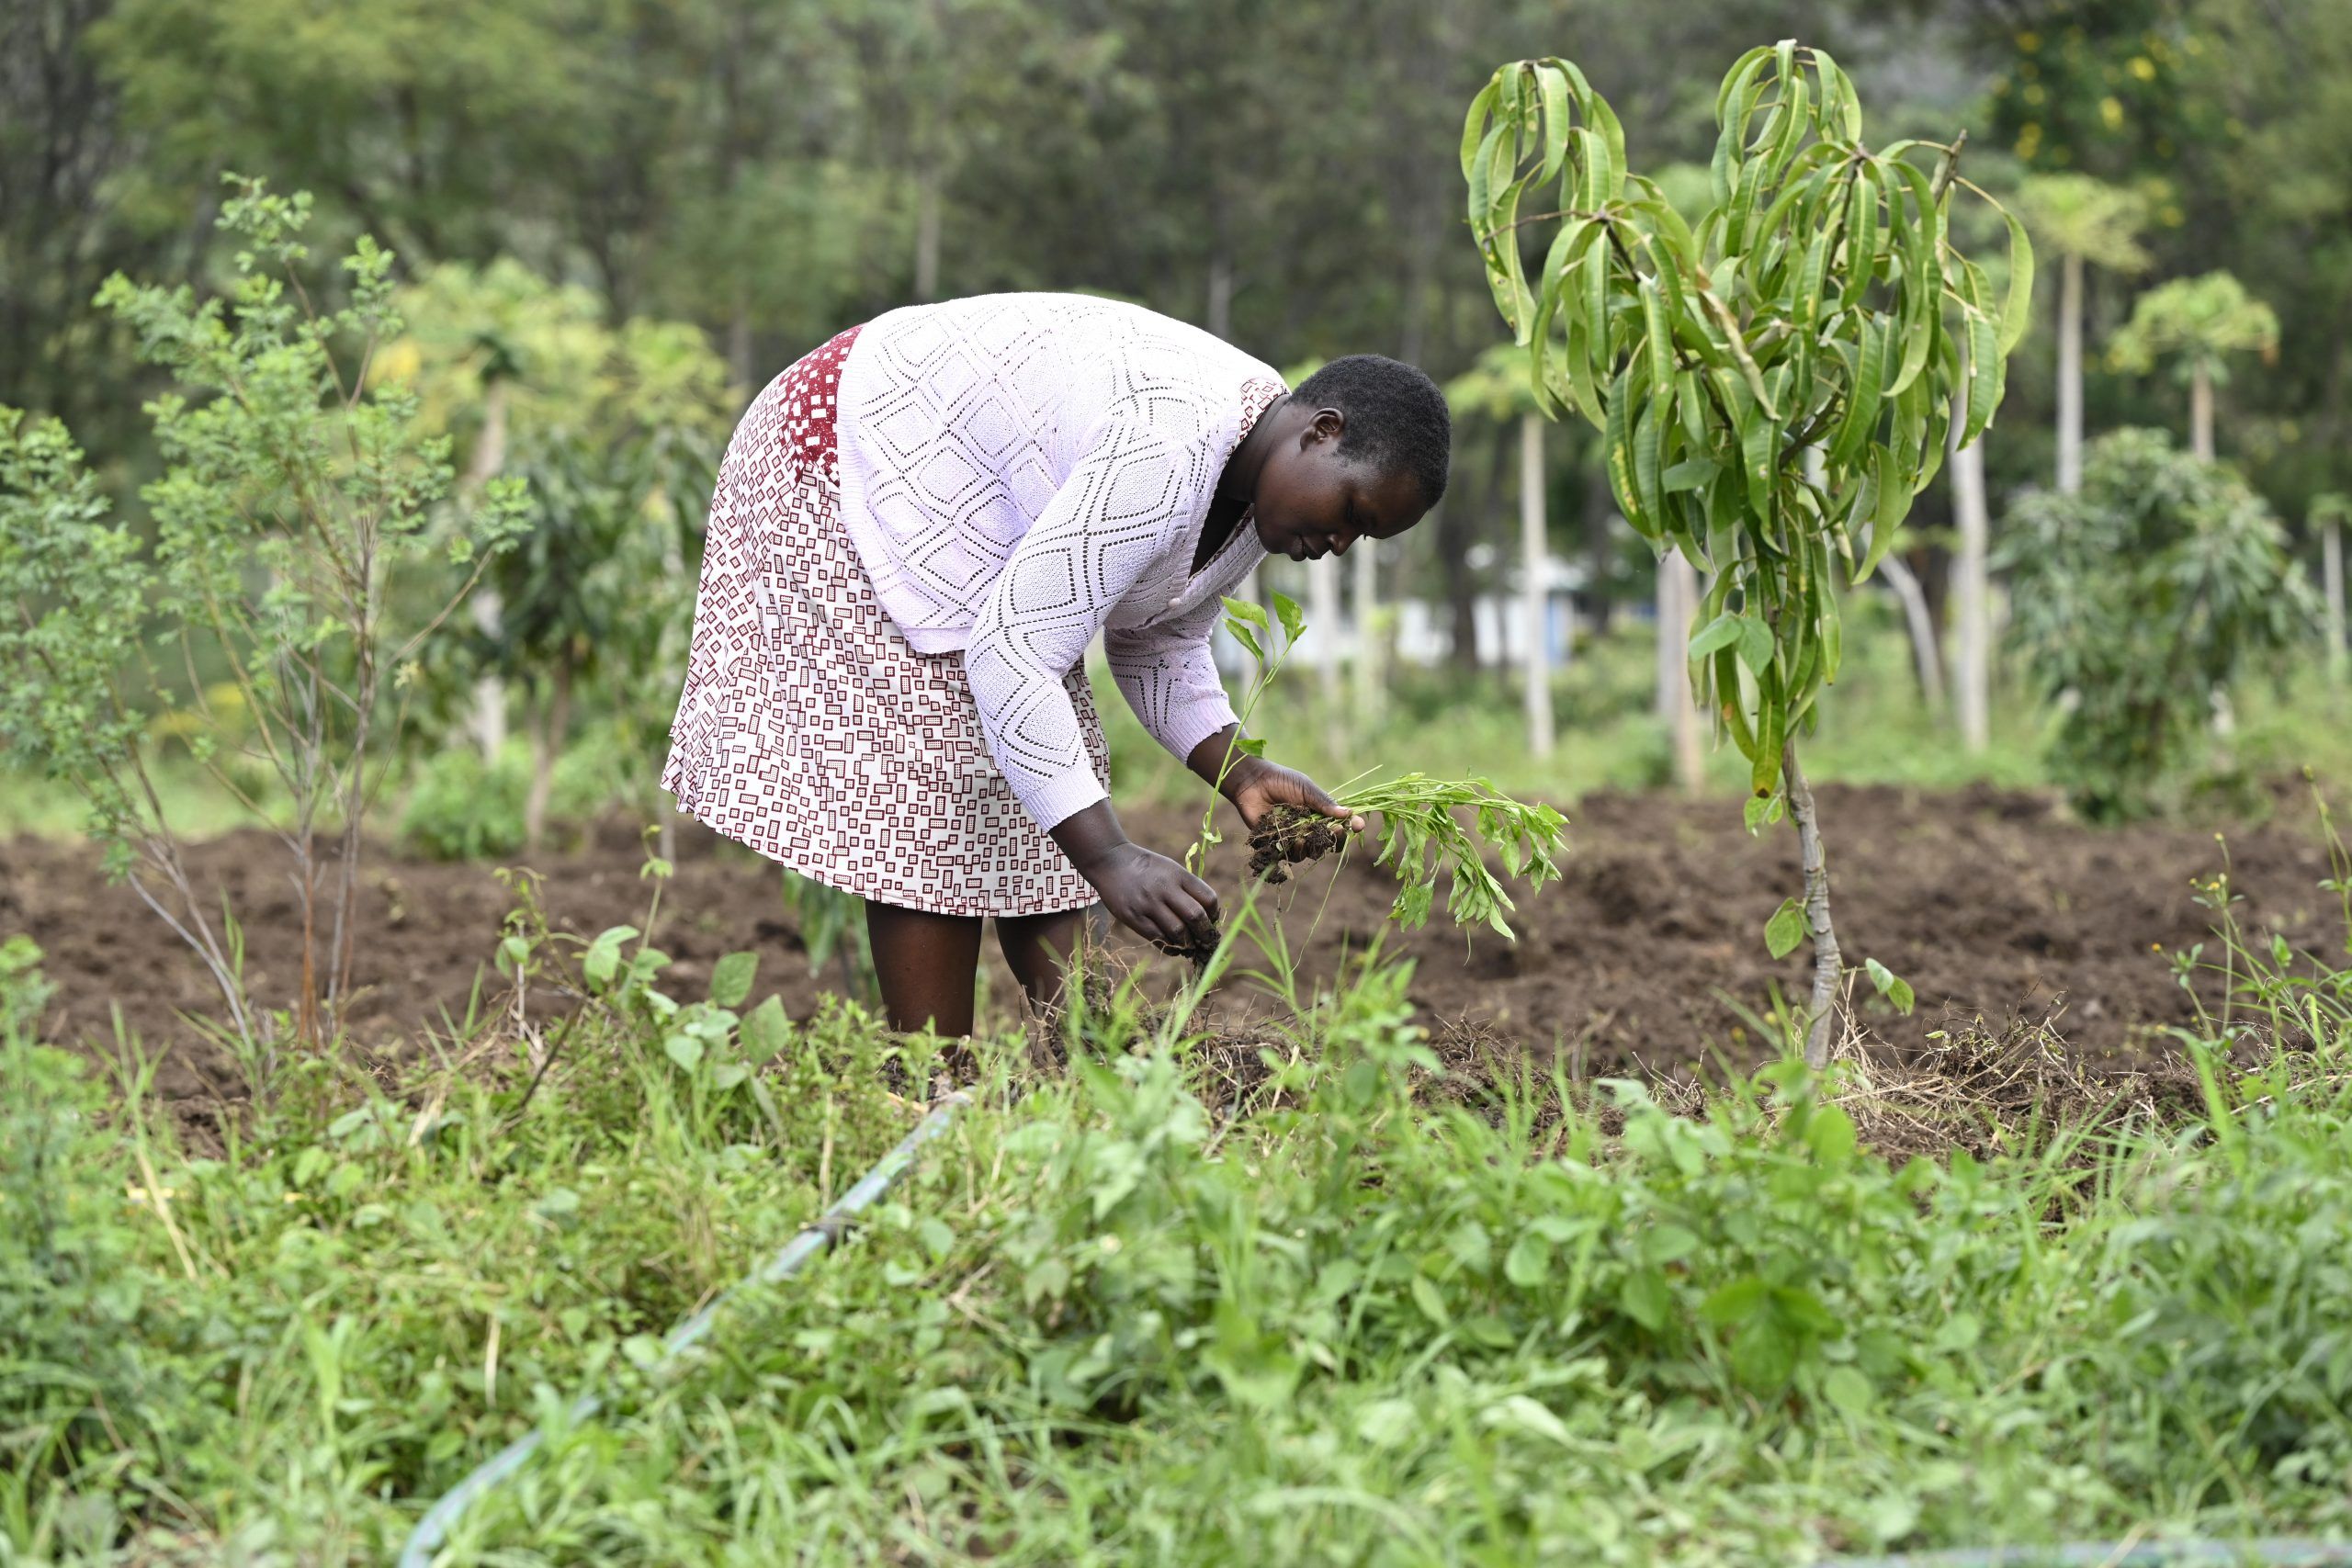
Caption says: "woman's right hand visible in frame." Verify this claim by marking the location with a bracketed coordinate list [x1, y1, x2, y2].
[1049, 800, 1221, 952]
[1079, 841, 1222, 952]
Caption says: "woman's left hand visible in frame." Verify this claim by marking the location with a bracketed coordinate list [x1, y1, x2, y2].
[1223, 756, 1365, 838]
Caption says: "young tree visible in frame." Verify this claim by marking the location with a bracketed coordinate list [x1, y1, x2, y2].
[385, 262, 731, 852]
[2109, 271, 2279, 463]
[2001, 429, 2315, 819]
[1349, 539, 1384, 736]
[1463, 43, 2032, 1063]
[4, 182, 526, 1051]
[2015, 174, 2151, 496]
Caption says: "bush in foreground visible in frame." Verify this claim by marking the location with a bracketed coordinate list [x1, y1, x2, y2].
[4, 879, 2350, 1562]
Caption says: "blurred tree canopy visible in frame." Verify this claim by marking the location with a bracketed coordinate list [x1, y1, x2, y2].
[6, 0, 2351, 569]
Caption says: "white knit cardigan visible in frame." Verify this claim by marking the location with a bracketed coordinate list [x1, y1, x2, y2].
[834, 293, 1284, 832]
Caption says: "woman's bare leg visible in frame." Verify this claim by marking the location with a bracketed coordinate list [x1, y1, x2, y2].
[997, 906, 1093, 1014]
[864, 901, 983, 1035]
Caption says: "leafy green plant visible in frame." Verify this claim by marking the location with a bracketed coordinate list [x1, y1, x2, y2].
[383, 263, 730, 852]
[1461, 42, 2031, 1061]
[3, 178, 527, 1055]
[2001, 428, 2316, 820]
[2109, 269, 2278, 463]
[1196, 592, 1566, 950]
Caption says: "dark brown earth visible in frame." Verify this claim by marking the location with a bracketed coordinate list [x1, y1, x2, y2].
[1247, 804, 1346, 885]
[3, 782, 2341, 1105]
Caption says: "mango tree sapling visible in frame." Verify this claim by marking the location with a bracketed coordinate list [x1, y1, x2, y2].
[1460, 43, 2033, 1063]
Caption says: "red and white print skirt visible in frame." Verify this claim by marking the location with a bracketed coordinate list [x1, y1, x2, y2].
[661, 325, 1108, 917]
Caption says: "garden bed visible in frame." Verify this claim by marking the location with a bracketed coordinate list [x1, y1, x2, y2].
[2, 781, 2337, 1105]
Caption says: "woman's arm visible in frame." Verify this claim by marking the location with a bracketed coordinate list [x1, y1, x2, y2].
[962, 419, 1224, 943]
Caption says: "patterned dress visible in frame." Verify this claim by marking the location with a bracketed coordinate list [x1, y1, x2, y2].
[662, 299, 1284, 917]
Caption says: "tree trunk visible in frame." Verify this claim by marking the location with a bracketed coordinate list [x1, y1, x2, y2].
[914, 164, 942, 302]
[1520, 412, 1555, 758]
[1585, 461, 1616, 635]
[1949, 384, 1992, 752]
[728, 306, 755, 394]
[2057, 251, 2085, 495]
[1879, 555, 1948, 715]
[1782, 743, 1843, 1069]
[2326, 514, 2346, 681]
[466, 382, 511, 765]
[1442, 438, 1508, 674]
[1351, 538, 1382, 731]
[1657, 553, 1703, 795]
[525, 648, 575, 854]
[1310, 552, 1342, 754]
[2190, 361, 2216, 462]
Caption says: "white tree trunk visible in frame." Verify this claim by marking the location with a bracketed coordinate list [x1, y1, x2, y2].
[914, 165, 942, 302]
[1310, 552, 1342, 753]
[2325, 515, 2346, 681]
[1520, 412, 1554, 758]
[1878, 554, 1948, 715]
[465, 382, 511, 765]
[727, 299, 755, 393]
[2057, 252, 2084, 495]
[1950, 377, 1992, 752]
[1351, 538, 1381, 730]
[2190, 362, 2216, 462]
[1657, 553, 1703, 795]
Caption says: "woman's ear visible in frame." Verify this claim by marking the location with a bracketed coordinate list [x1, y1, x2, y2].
[1302, 406, 1346, 447]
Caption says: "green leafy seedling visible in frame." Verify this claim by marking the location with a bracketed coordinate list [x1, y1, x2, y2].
[1182, 593, 1567, 961]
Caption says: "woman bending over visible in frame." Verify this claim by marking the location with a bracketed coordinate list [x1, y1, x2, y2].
[663, 292, 1450, 1035]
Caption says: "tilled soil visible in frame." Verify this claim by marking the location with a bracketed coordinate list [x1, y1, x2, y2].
[3, 783, 2339, 1105]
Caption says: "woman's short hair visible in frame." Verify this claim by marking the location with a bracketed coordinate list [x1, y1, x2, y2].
[1291, 355, 1452, 510]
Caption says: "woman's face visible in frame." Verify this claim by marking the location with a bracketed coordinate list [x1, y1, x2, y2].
[1250, 406, 1430, 562]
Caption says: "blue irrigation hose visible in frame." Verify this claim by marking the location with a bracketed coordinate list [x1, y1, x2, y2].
[1815, 1541, 2351, 1566]
[396, 1090, 973, 1568]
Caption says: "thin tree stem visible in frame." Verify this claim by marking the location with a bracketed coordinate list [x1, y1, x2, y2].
[1781, 741, 1842, 1068]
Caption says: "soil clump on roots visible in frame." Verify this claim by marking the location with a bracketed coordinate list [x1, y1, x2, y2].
[1246, 804, 1346, 886]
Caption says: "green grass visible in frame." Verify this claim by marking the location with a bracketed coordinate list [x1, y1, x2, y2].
[6, 841, 2352, 1564]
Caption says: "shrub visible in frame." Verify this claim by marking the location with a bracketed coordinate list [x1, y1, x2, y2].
[2001, 428, 2316, 819]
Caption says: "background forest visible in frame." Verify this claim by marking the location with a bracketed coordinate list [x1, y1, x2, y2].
[10, 0, 2350, 751]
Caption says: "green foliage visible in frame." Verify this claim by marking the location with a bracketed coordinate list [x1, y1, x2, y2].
[384, 261, 730, 835]
[0, 412, 157, 880]
[397, 748, 527, 861]
[2001, 428, 2317, 819]
[7, 882, 2352, 1559]
[1209, 593, 1567, 942]
[2015, 172, 2154, 274]
[2, 179, 531, 1041]
[1338, 775, 1566, 938]
[2109, 269, 2279, 385]
[1463, 44, 2031, 797]
[395, 732, 638, 861]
